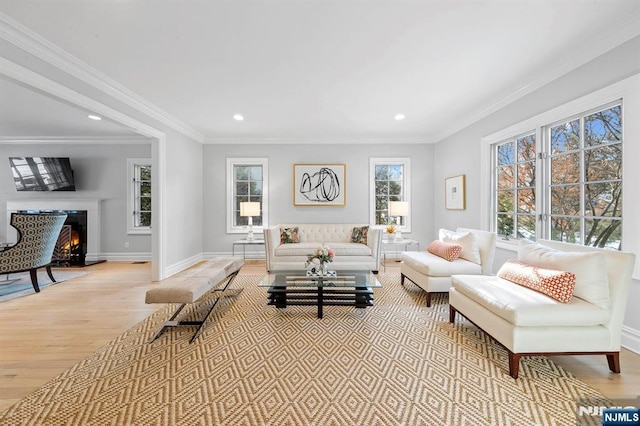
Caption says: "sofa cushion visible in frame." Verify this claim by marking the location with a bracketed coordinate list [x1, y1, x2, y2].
[452, 275, 610, 327]
[329, 242, 372, 256]
[497, 259, 576, 303]
[518, 240, 610, 309]
[350, 226, 369, 244]
[439, 228, 481, 264]
[275, 242, 319, 256]
[427, 240, 463, 262]
[401, 251, 482, 277]
[280, 227, 300, 244]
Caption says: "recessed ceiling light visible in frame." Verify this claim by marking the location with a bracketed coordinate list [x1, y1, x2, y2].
[394, 114, 406, 121]
[233, 114, 244, 121]
[88, 114, 102, 121]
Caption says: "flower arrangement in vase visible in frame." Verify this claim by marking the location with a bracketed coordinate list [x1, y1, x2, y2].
[305, 245, 335, 275]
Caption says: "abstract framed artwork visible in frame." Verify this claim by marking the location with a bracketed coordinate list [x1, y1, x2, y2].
[293, 164, 346, 206]
[445, 174, 466, 210]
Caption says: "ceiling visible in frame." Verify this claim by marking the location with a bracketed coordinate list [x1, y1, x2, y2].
[1, 0, 639, 144]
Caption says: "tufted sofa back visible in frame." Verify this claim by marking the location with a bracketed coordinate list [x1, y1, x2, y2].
[278, 223, 365, 243]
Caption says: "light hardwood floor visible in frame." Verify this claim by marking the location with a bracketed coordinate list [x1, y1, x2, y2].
[0, 260, 638, 415]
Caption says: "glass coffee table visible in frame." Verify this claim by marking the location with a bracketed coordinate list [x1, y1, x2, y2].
[258, 270, 381, 319]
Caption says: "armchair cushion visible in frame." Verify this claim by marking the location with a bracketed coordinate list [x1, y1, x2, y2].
[402, 251, 482, 277]
[518, 240, 609, 309]
[439, 228, 481, 264]
[427, 240, 463, 262]
[451, 274, 610, 327]
[497, 259, 576, 303]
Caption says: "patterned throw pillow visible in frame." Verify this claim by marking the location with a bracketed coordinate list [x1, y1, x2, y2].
[427, 240, 463, 262]
[351, 226, 369, 244]
[280, 227, 300, 244]
[497, 259, 576, 303]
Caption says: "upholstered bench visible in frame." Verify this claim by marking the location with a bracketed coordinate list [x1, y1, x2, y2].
[145, 257, 244, 343]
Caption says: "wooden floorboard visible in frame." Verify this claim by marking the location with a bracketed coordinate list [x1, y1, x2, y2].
[0, 260, 638, 414]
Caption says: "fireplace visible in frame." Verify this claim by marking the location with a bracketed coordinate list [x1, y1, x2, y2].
[53, 210, 87, 266]
[6, 199, 101, 265]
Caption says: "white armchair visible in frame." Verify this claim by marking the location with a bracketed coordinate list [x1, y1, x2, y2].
[400, 228, 497, 306]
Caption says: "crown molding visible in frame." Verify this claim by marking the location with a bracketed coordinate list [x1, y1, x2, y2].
[204, 136, 431, 145]
[0, 12, 204, 144]
[431, 10, 640, 143]
[0, 136, 151, 144]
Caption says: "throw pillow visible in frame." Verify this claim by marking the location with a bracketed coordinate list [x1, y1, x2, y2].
[497, 259, 576, 303]
[439, 228, 482, 264]
[351, 226, 369, 244]
[518, 240, 609, 308]
[427, 240, 463, 262]
[280, 227, 300, 244]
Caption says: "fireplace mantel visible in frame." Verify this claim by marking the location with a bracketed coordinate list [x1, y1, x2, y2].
[6, 199, 101, 262]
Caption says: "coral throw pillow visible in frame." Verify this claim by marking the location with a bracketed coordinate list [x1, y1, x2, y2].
[351, 226, 369, 244]
[427, 240, 463, 262]
[280, 227, 300, 244]
[497, 259, 576, 303]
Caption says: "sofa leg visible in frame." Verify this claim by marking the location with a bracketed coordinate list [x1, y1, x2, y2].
[449, 306, 456, 323]
[508, 352, 520, 379]
[400, 273, 405, 285]
[29, 269, 41, 293]
[607, 353, 621, 373]
[425, 292, 432, 307]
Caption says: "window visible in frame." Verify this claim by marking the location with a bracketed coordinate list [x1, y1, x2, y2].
[127, 158, 151, 234]
[494, 133, 536, 240]
[548, 104, 622, 248]
[369, 158, 411, 231]
[227, 158, 269, 234]
[488, 102, 622, 249]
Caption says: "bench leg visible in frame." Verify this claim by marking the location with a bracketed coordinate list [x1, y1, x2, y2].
[148, 303, 188, 343]
[148, 270, 241, 344]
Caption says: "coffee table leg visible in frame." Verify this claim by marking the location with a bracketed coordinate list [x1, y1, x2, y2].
[273, 286, 287, 308]
[318, 286, 323, 319]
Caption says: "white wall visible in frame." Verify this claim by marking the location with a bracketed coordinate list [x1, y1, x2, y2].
[202, 143, 435, 255]
[433, 35, 640, 352]
[0, 142, 152, 256]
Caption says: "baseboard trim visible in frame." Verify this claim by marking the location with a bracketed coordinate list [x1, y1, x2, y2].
[100, 252, 152, 262]
[164, 253, 204, 279]
[622, 325, 640, 355]
[203, 251, 265, 261]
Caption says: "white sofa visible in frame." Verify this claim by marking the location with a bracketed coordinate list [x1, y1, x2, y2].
[449, 239, 636, 379]
[264, 224, 382, 272]
[400, 228, 497, 306]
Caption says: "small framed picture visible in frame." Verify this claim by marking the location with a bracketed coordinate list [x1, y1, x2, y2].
[445, 174, 466, 210]
[293, 164, 346, 206]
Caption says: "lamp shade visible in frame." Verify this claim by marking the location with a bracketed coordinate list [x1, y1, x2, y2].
[240, 201, 261, 217]
[389, 201, 409, 217]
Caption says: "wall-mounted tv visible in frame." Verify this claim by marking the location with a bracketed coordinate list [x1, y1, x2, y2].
[9, 157, 76, 191]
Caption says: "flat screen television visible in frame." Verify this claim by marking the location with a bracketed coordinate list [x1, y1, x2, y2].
[9, 157, 76, 191]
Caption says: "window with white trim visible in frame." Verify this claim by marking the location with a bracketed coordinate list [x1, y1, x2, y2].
[489, 101, 622, 249]
[127, 158, 151, 234]
[369, 158, 411, 231]
[226, 158, 269, 234]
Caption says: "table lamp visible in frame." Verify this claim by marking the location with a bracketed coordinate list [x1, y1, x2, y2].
[240, 201, 261, 241]
[388, 201, 408, 241]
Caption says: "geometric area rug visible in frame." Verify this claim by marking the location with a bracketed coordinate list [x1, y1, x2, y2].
[0, 274, 610, 425]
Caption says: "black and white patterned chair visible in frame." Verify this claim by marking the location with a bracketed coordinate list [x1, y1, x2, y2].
[0, 213, 68, 293]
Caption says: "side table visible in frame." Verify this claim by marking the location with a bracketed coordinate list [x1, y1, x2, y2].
[232, 239, 265, 259]
[381, 238, 419, 271]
